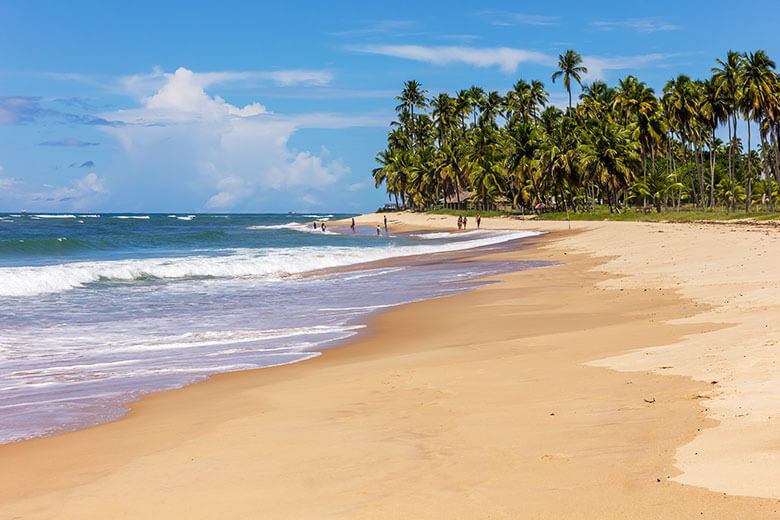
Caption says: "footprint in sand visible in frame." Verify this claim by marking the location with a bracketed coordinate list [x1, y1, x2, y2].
[541, 453, 570, 461]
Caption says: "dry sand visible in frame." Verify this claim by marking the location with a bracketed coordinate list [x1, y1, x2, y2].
[2, 212, 780, 518]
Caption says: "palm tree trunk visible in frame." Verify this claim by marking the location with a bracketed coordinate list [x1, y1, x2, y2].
[682, 137, 697, 206]
[727, 117, 734, 212]
[760, 130, 773, 211]
[746, 119, 752, 212]
[709, 135, 716, 210]
[693, 137, 704, 208]
[641, 142, 647, 209]
[772, 124, 780, 191]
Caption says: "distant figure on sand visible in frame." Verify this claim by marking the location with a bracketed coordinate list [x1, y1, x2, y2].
[351, 217, 355, 232]
[321, 222, 326, 232]
[457, 216, 462, 230]
[376, 224, 381, 236]
[383, 215, 388, 231]
[476, 215, 481, 229]
[463, 216, 467, 229]
[313, 221, 317, 230]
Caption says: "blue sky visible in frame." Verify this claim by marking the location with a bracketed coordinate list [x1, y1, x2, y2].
[0, 0, 777, 213]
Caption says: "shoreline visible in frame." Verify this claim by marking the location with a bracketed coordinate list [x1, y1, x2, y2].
[2, 214, 780, 517]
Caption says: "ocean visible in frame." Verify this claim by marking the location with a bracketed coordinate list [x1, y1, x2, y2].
[0, 213, 545, 444]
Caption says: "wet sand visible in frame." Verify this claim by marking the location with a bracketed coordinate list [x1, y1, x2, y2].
[2, 213, 780, 518]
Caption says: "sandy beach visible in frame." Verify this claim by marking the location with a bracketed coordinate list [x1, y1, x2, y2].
[3, 212, 780, 518]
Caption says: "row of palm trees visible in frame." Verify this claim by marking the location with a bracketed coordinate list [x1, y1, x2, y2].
[372, 49, 780, 214]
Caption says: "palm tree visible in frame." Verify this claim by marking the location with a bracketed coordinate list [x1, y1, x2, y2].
[468, 127, 506, 208]
[552, 49, 588, 110]
[430, 93, 457, 146]
[579, 117, 640, 212]
[663, 75, 701, 207]
[700, 78, 729, 208]
[739, 50, 776, 211]
[478, 91, 505, 129]
[467, 86, 486, 128]
[395, 80, 428, 150]
[712, 51, 744, 211]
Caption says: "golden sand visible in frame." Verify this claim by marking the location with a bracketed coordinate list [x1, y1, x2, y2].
[2, 213, 780, 518]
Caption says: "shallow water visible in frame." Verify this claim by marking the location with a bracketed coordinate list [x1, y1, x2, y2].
[0, 213, 547, 444]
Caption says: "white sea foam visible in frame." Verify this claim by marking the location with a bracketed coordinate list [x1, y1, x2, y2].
[411, 230, 485, 239]
[169, 215, 195, 220]
[0, 230, 541, 297]
[88, 325, 362, 355]
[247, 222, 305, 230]
[33, 214, 77, 219]
[114, 216, 150, 220]
[77, 215, 100, 218]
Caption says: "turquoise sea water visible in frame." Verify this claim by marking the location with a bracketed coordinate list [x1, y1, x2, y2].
[0, 213, 545, 444]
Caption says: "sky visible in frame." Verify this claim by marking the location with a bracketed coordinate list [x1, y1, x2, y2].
[0, 0, 777, 213]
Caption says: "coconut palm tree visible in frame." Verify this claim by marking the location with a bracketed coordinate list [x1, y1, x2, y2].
[663, 75, 702, 206]
[739, 50, 776, 211]
[712, 51, 744, 211]
[552, 49, 588, 110]
[430, 93, 457, 146]
[700, 78, 729, 208]
[579, 117, 640, 212]
[478, 91, 506, 129]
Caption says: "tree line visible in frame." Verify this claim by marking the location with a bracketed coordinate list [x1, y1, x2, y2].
[372, 49, 780, 214]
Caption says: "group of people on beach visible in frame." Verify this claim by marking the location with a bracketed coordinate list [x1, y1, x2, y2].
[323, 215, 389, 236]
[457, 215, 481, 230]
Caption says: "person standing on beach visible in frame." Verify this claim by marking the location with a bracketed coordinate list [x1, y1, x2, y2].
[457, 216, 462, 229]
[463, 216, 467, 229]
[313, 222, 317, 230]
[376, 224, 381, 236]
[351, 217, 355, 232]
[383, 215, 388, 231]
[476, 215, 481, 228]
[321, 222, 326, 232]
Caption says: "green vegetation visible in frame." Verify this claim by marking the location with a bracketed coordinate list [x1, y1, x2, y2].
[372, 49, 780, 218]
[428, 208, 517, 218]
[538, 209, 780, 222]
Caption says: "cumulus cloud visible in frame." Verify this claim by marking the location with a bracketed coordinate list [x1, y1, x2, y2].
[0, 173, 108, 210]
[98, 67, 373, 210]
[117, 67, 334, 99]
[354, 45, 554, 73]
[39, 138, 100, 147]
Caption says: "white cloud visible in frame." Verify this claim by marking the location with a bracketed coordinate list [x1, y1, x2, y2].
[74, 173, 106, 194]
[266, 70, 333, 86]
[329, 20, 415, 37]
[301, 194, 320, 206]
[582, 53, 678, 81]
[0, 173, 108, 210]
[592, 18, 679, 33]
[354, 45, 555, 73]
[355, 45, 677, 80]
[98, 67, 370, 210]
[117, 67, 334, 99]
[477, 11, 560, 27]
